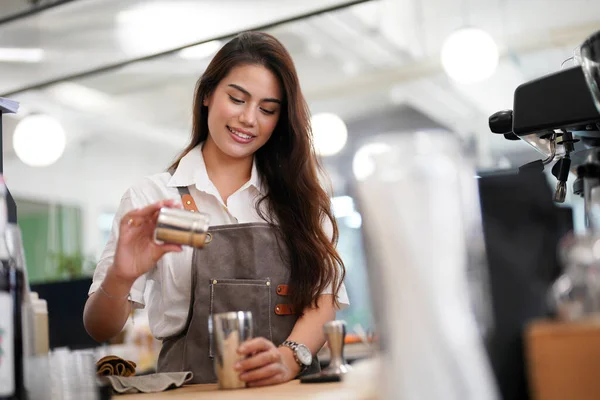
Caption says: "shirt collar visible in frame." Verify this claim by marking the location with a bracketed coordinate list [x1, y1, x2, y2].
[167, 143, 265, 194]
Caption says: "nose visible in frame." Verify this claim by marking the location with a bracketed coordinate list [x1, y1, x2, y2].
[238, 106, 257, 127]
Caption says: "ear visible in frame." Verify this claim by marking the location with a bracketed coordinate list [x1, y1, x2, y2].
[202, 94, 210, 107]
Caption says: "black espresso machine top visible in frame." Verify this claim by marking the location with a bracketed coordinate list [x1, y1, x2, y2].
[489, 30, 600, 208]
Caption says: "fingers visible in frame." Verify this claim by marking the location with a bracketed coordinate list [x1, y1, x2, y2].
[239, 363, 285, 385]
[153, 243, 183, 258]
[246, 373, 286, 388]
[235, 347, 281, 372]
[237, 337, 274, 356]
[236, 339, 289, 387]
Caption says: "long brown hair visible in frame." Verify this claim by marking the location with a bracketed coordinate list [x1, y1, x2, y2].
[169, 32, 345, 312]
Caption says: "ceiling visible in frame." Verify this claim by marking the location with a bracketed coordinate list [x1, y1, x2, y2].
[1, 0, 600, 181]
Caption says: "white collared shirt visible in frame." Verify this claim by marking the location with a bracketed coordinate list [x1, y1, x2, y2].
[89, 145, 349, 339]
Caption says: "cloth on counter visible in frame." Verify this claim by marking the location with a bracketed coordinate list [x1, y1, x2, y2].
[103, 372, 194, 394]
[96, 355, 137, 377]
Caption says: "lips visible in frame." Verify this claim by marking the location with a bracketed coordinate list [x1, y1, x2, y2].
[227, 125, 255, 144]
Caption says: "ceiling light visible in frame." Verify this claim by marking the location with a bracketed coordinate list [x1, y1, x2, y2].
[353, 142, 392, 181]
[13, 114, 66, 167]
[311, 113, 348, 156]
[441, 27, 499, 84]
[0, 48, 44, 63]
[178, 40, 223, 60]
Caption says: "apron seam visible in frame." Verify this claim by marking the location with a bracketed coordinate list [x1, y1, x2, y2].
[268, 278, 273, 342]
[209, 283, 214, 358]
[180, 241, 200, 372]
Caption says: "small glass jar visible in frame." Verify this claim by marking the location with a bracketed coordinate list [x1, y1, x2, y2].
[550, 233, 600, 321]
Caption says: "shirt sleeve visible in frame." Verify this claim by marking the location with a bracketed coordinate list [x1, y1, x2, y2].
[88, 187, 148, 308]
[320, 215, 350, 310]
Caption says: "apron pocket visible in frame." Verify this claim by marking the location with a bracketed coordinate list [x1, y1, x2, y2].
[208, 278, 272, 358]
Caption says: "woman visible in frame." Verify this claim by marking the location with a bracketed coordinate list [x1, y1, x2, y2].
[83, 31, 348, 387]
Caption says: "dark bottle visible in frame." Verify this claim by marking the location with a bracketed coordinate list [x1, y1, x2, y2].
[0, 175, 24, 400]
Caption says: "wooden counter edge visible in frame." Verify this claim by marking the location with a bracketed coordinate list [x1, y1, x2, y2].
[117, 379, 346, 399]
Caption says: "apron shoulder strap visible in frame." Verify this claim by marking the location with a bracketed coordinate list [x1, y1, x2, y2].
[175, 186, 199, 213]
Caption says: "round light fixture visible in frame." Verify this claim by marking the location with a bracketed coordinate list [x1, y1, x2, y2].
[352, 142, 392, 181]
[311, 113, 348, 156]
[13, 114, 66, 167]
[441, 27, 499, 84]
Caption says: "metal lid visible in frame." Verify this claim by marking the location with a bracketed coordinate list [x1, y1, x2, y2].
[156, 207, 209, 234]
[581, 30, 600, 112]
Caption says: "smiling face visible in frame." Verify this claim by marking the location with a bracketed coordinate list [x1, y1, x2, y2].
[203, 63, 283, 161]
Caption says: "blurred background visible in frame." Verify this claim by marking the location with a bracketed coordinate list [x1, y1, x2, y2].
[1, 0, 598, 344]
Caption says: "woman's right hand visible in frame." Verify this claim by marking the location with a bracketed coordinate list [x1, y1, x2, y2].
[110, 199, 183, 283]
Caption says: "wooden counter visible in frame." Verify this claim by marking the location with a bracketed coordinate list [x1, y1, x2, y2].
[119, 380, 347, 399]
[526, 319, 600, 400]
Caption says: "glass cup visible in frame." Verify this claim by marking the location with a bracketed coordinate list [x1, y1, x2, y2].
[550, 232, 600, 321]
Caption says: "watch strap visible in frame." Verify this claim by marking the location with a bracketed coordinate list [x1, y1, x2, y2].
[281, 340, 298, 350]
[280, 340, 310, 373]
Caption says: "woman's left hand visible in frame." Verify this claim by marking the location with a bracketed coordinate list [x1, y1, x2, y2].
[235, 337, 298, 387]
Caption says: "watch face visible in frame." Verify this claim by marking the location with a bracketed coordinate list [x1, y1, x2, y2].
[296, 344, 312, 365]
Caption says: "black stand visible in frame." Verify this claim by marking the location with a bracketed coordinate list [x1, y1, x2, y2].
[0, 109, 18, 223]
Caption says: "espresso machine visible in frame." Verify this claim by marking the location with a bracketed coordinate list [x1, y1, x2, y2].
[489, 30, 600, 220]
[481, 29, 600, 399]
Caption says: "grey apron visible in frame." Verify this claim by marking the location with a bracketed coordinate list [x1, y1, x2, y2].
[156, 186, 319, 383]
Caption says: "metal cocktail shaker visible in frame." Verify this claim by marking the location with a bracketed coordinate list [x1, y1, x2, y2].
[211, 311, 253, 390]
[154, 207, 210, 248]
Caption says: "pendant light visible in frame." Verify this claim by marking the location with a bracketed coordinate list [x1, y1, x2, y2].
[441, 0, 499, 84]
[13, 114, 66, 167]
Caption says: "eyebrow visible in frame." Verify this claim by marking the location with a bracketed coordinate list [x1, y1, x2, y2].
[228, 84, 281, 104]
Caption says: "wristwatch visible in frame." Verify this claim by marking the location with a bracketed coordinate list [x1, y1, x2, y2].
[280, 340, 312, 373]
